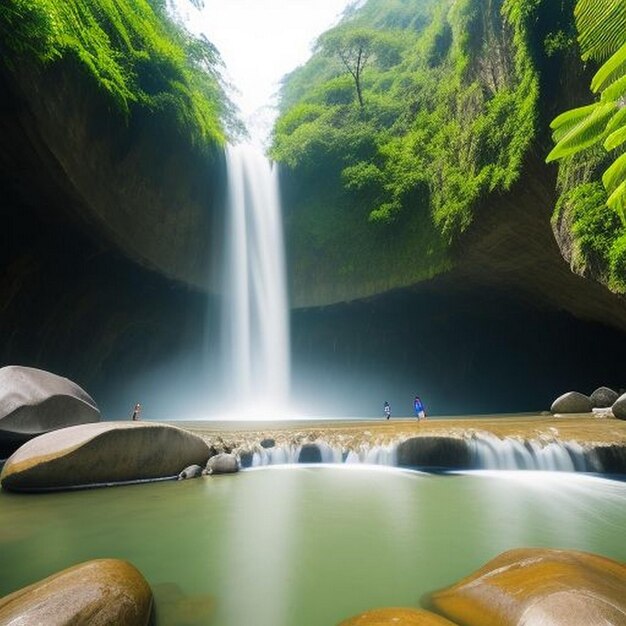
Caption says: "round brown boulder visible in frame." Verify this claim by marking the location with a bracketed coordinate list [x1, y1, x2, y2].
[0, 559, 152, 625]
[0, 366, 100, 457]
[0, 421, 210, 491]
[339, 607, 457, 625]
[550, 391, 592, 414]
[429, 548, 626, 626]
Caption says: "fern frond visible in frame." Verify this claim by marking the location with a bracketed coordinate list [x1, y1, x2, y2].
[550, 103, 599, 143]
[575, 0, 626, 61]
[591, 42, 626, 92]
[606, 106, 626, 134]
[547, 102, 616, 162]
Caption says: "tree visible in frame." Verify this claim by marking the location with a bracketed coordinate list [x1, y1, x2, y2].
[317, 28, 378, 108]
[547, 0, 626, 217]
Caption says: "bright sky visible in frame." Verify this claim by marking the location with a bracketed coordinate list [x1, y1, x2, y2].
[173, 0, 352, 133]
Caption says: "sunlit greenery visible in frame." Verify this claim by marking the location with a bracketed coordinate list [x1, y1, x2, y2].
[272, 0, 541, 241]
[0, 0, 239, 147]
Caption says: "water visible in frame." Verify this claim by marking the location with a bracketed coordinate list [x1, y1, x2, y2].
[221, 143, 290, 416]
[1, 467, 625, 625]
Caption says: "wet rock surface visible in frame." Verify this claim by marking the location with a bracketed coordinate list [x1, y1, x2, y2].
[611, 393, 626, 420]
[0, 366, 100, 457]
[396, 437, 472, 469]
[0, 559, 152, 625]
[339, 607, 458, 625]
[0, 422, 209, 491]
[177, 464, 203, 480]
[429, 548, 626, 626]
[550, 391, 592, 414]
[205, 452, 239, 475]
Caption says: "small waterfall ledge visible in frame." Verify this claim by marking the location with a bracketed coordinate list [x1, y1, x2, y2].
[227, 433, 626, 474]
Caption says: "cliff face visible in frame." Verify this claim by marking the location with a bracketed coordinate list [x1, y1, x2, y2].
[1, 58, 224, 292]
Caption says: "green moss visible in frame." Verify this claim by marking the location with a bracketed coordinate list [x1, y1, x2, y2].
[0, 0, 235, 147]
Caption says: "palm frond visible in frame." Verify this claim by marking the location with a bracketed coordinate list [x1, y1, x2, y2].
[591, 41, 626, 92]
[601, 73, 626, 102]
[575, 0, 626, 61]
[547, 102, 616, 162]
[605, 123, 626, 151]
[550, 103, 599, 143]
[606, 106, 626, 134]
[607, 178, 626, 215]
[603, 152, 626, 193]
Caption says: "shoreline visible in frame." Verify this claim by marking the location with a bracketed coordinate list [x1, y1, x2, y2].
[170, 413, 626, 448]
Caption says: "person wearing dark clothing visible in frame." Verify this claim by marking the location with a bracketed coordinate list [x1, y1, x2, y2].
[384, 401, 391, 420]
[131, 402, 142, 421]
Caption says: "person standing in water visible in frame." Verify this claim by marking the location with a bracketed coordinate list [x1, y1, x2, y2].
[384, 401, 391, 420]
[414, 396, 426, 420]
[131, 402, 142, 421]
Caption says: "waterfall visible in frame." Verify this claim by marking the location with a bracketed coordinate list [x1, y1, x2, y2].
[239, 435, 602, 472]
[221, 143, 290, 416]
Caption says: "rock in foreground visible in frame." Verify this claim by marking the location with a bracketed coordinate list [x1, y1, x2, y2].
[550, 391, 592, 414]
[0, 422, 209, 491]
[205, 453, 239, 475]
[0, 366, 100, 456]
[339, 607, 457, 625]
[0, 559, 152, 625]
[429, 548, 626, 626]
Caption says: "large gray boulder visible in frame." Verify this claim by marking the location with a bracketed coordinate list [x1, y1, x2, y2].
[0, 422, 210, 491]
[550, 391, 592, 414]
[611, 393, 626, 421]
[204, 453, 239, 475]
[590, 387, 619, 409]
[0, 366, 100, 456]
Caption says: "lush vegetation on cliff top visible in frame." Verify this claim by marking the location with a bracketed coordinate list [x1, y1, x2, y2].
[271, 0, 541, 241]
[0, 0, 237, 147]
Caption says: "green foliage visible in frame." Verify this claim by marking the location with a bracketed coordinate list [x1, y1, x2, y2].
[272, 0, 541, 241]
[0, 0, 238, 147]
[547, 0, 626, 217]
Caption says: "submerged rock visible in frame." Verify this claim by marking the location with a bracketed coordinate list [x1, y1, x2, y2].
[429, 548, 626, 626]
[177, 464, 203, 480]
[205, 453, 239, 475]
[0, 559, 152, 625]
[611, 393, 626, 420]
[0, 366, 100, 457]
[590, 386, 619, 409]
[339, 607, 457, 625]
[0, 422, 209, 492]
[550, 391, 592, 414]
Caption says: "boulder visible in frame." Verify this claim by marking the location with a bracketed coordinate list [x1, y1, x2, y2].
[0, 366, 100, 457]
[590, 386, 619, 409]
[0, 559, 152, 625]
[298, 443, 322, 463]
[205, 453, 239, 475]
[0, 422, 209, 491]
[396, 437, 472, 469]
[550, 391, 592, 414]
[177, 464, 203, 480]
[611, 393, 626, 420]
[429, 548, 626, 626]
[339, 607, 458, 625]
[260, 438, 276, 449]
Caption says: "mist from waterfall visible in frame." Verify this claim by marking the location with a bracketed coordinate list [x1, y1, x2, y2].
[221, 143, 290, 417]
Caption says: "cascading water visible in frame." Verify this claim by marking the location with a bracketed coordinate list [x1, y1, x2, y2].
[221, 143, 290, 416]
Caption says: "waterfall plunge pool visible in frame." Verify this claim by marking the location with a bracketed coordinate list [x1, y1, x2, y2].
[1, 466, 625, 625]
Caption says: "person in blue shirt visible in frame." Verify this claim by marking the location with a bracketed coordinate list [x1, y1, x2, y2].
[384, 401, 391, 420]
[414, 396, 426, 420]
